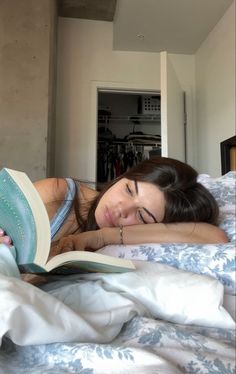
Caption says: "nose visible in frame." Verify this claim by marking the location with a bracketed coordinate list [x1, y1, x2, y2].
[119, 200, 136, 223]
[120, 199, 131, 217]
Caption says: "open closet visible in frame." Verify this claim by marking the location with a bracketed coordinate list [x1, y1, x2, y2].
[97, 90, 161, 184]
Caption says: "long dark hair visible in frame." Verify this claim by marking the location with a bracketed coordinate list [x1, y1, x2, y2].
[74, 157, 219, 232]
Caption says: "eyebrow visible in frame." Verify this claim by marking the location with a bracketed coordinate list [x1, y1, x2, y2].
[134, 180, 158, 223]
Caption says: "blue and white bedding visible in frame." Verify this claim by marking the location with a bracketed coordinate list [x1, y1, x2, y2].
[0, 172, 235, 373]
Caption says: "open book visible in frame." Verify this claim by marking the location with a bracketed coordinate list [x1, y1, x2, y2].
[0, 168, 135, 274]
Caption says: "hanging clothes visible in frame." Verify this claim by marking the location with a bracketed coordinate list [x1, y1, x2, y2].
[97, 141, 161, 183]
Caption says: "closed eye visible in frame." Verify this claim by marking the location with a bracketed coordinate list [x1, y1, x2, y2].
[138, 210, 147, 224]
[126, 180, 157, 224]
[143, 207, 158, 223]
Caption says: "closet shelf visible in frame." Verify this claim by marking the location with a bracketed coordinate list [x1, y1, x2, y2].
[98, 114, 161, 123]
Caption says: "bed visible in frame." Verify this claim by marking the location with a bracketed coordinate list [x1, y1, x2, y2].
[0, 172, 235, 374]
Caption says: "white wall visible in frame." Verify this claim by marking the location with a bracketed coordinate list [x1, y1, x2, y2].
[195, 1, 235, 176]
[169, 54, 196, 166]
[56, 19, 195, 181]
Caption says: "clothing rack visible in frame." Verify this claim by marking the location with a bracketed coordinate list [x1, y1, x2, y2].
[97, 140, 161, 183]
[98, 139, 161, 147]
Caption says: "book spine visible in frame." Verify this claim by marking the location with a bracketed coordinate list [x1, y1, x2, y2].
[18, 263, 46, 273]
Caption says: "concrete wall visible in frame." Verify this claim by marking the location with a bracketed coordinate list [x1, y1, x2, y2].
[195, 1, 235, 176]
[0, 0, 57, 180]
[55, 18, 195, 182]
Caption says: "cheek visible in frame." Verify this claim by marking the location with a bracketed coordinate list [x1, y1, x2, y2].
[122, 214, 139, 226]
[94, 206, 99, 223]
[94, 208, 104, 228]
[94, 193, 112, 228]
[100, 186, 120, 208]
[94, 201, 103, 226]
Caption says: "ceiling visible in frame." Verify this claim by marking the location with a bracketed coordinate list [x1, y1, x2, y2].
[58, 0, 117, 21]
[59, 0, 234, 54]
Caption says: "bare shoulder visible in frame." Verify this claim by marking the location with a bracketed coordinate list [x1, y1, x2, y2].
[33, 178, 67, 205]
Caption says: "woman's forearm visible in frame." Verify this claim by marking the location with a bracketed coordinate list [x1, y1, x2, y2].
[102, 222, 228, 245]
[57, 222, 228, 254]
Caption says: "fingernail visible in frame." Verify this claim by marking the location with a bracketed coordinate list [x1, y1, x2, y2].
[0, 229, 4, 235]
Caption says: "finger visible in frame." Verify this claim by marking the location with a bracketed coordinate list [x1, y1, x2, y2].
[61, 242, 74, 252]
[59, 235, 86, 252]
[0, 236, 12, 245]
[57, 236, 76, 253]
[0, 229, 12, 244]
[49, 245, 60, 258]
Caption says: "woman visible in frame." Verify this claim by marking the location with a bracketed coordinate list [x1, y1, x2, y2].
[0, 157, 233, 349]
[0, 157, 228, 255]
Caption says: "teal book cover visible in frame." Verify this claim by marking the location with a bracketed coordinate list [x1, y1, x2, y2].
[0, 168, 51, 267]
[0, 169, 36, 264]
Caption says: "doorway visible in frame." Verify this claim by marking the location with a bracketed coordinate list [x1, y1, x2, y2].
[96, 89, 161, 186]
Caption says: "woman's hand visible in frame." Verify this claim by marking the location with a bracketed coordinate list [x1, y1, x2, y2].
[0, 229, 12, 245]
[52, 229, 107, 256]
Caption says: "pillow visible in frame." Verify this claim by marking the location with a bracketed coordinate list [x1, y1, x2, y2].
[198, 172, 236, 242]
[99, 242, 236, 295]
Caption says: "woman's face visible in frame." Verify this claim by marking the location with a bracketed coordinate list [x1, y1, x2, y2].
[95, 178, 165, 228]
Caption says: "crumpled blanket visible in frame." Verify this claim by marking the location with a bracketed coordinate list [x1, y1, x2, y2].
[0, 243, 234, 346]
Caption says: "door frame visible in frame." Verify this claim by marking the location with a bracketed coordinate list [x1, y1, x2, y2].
[160, 51, 186, 162]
